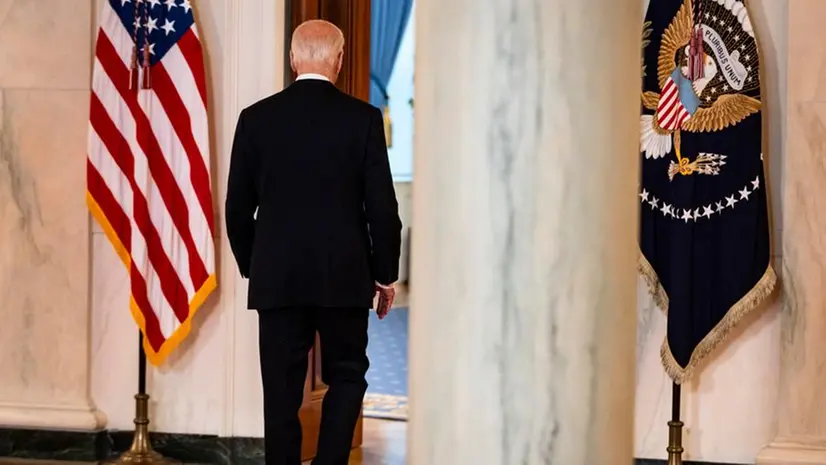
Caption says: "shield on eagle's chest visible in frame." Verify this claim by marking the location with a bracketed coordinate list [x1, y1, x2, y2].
[639, 0, 776, 384]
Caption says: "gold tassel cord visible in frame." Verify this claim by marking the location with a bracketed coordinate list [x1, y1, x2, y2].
[142, 44, 152, 90]
[128, 1, 139, 90]
[140, 0, 152, 89]
[639, 249, 778, 384]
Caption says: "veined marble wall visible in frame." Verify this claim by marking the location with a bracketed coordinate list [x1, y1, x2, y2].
[756, 1, 826, 463]
[776, 0, 826, 439]
[0, 0, 104, 430]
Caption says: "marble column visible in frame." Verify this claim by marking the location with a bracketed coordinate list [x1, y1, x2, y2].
[0, 0, 104, 430]
[757, 1, 826, 464]
[408, 1, 641, 464]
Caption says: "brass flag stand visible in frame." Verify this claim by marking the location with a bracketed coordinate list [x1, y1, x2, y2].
[667, 383, 684, 465]
[104, 332, 179, 465]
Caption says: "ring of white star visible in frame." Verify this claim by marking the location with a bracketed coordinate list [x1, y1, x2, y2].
[638, 176, 761, 223]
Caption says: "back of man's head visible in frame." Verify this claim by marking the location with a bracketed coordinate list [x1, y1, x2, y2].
[290, 20, 345, 80]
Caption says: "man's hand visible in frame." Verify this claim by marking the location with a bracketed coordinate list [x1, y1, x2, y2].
[375, 283, 395, 320]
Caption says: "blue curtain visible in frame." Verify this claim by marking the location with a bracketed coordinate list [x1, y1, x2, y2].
[369, 0, 414, 109]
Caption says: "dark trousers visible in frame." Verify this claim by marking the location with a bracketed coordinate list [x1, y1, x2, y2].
[257, 307, 369, 465]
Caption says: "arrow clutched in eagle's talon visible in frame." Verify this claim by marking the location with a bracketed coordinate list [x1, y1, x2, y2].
[667, 153, 727, 181]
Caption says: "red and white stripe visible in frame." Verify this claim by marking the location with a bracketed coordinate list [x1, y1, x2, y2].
[87, 5, 215, 364]
[656, 77, 691, 131]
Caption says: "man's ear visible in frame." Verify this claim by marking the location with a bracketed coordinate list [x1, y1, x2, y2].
[289, 51, 297, 73]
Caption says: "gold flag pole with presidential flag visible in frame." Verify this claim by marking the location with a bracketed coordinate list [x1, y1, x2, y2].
[639, 0, 776, 462]
[87, 1, 216, 463]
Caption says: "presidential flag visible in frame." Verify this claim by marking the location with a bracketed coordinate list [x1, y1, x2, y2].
[86, 0, 216, 365]
[639, 0, 776, 383]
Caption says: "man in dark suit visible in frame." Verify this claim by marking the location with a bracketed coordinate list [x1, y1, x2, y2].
[225, 19, 402, 465]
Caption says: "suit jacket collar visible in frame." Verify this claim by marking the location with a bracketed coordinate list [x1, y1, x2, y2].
[289, 77, 338, 93]
[295, 73, 330, 82]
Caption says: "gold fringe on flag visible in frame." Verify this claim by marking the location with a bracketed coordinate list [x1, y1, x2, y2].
[638, 252, 778, 384]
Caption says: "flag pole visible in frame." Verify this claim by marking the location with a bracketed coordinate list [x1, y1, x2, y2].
[104, 331, 178, 465]
[667, 382, 684, 465]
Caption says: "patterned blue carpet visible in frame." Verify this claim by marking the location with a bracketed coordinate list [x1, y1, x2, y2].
[364, 307, 408, 420]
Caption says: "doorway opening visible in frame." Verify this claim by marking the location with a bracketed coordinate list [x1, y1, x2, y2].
[284, 1, 414, 459]
[363, 0, 415, 422]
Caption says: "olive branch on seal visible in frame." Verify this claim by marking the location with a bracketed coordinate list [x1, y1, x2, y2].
[641, 20, 653, 77]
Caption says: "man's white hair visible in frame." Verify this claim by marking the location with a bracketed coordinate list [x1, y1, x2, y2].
[291, 20, 345, 66]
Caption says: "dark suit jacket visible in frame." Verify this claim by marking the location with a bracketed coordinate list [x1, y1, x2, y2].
[225, 78, 402, 310]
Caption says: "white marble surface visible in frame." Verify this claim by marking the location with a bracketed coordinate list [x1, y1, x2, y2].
[757, 2, 826, 463]
[0, 0, 104, 430]
[0, 0, 92, 89]
[759, 441, 826, 465]
[408, 0, 641, 463]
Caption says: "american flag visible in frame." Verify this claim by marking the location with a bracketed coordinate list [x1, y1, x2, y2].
[86, 0, 216, 365]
